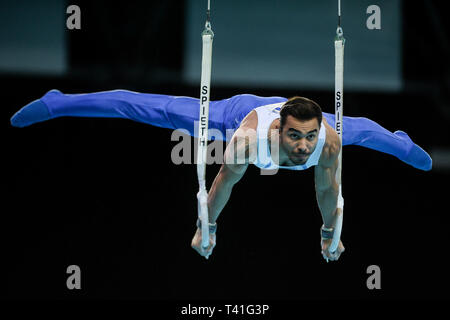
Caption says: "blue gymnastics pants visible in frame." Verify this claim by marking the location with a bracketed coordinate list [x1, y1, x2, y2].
[10, 89, 432, 171]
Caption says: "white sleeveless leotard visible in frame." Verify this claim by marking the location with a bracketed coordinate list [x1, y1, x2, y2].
[251, 102, 326, 170]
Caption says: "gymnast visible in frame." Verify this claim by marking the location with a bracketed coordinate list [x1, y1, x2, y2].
[10, 89, 432, 261]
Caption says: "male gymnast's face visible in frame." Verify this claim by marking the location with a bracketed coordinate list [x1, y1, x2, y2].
[279, 115, 320, 165]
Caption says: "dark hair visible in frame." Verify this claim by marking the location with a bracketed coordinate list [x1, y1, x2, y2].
[279, 96, 322, 129]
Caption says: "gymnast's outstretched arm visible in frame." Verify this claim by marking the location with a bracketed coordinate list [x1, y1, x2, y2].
[314, 127, 345, 262]
[191, 126, 255, 257]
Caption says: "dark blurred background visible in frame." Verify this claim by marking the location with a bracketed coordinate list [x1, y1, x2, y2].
[1, 0, 449, 303]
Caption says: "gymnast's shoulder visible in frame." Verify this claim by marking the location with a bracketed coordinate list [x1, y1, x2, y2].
[319, 117, 341, 168]
[224, 110, 258, 165]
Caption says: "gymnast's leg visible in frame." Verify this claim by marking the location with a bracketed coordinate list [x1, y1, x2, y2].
[322, 112, 432, 171]
[10, 89, 208, 132]
[10, 90, 286, 140]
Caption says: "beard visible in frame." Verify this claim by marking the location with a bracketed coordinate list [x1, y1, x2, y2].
[290, 152, 309, 165]
[277, 137, 316, 166]
[286, 142, 316, 165]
